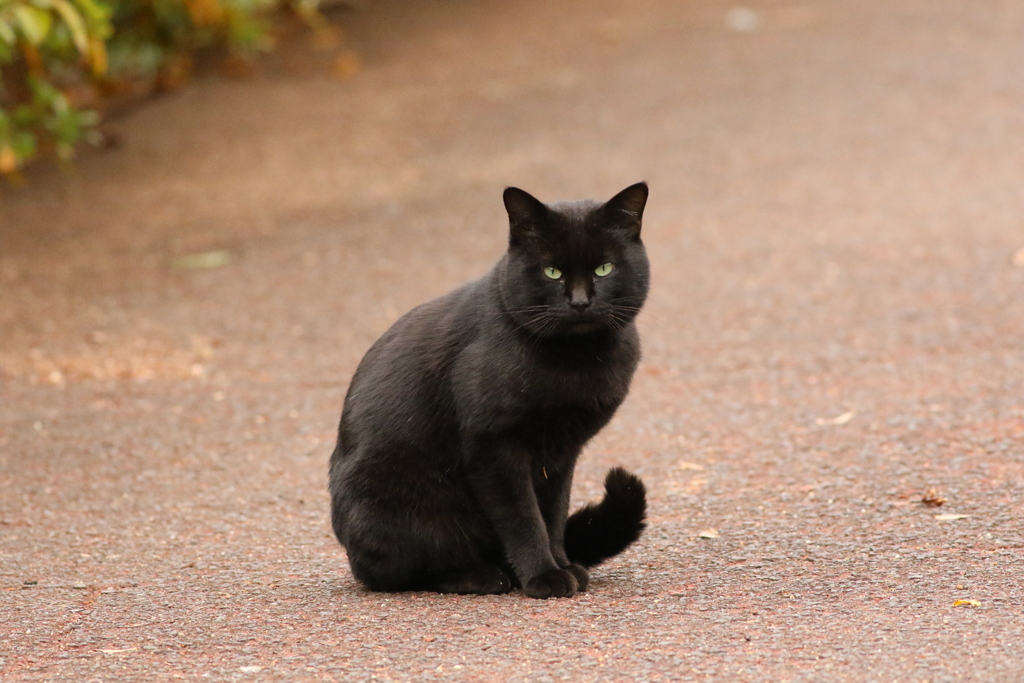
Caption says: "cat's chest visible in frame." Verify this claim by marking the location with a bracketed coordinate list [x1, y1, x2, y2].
[520, 355, 627, 406]
[453, 328, 639, 429]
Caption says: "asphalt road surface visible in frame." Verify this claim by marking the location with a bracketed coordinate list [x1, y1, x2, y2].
[2, 0, 1023, 680]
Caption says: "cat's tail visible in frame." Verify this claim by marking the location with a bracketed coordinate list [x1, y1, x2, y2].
[564, 467, 647, 568]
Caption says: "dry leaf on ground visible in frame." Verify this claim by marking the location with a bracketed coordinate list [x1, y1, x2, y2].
[725, 7, 759, 32]
[173, 250, 231, 270]
[816, 410, 856, 426]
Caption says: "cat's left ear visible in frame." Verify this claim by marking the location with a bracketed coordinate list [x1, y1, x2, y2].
[603, 182, 649, 240]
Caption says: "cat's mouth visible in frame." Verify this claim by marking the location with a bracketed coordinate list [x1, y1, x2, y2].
[565, 322, 604, 334]
[555, 311, 609, 335]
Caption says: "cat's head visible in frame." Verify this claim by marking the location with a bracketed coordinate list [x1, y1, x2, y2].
[499, 182, 650, 338]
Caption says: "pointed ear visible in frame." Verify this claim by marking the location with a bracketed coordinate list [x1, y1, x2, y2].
[503, 187, 549, 245]
[603, 182, 648, 239]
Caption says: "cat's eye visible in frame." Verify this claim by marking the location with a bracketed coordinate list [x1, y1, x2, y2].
[594, 263, 614, 277]
[544, 267, 562, 280]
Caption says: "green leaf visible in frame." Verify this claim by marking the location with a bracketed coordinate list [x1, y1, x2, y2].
[51, 0, 88, 55]
[13, 104, 38, 126]
[77, 108, 98, 126]
[12, 130, 37, 160]
[71, 0, 111, 37]
[0, 20, 17, 48]
[14, 4, 53, 46]
[27, 74, 60, 104]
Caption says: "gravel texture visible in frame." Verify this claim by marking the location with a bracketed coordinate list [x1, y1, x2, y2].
[2, 0, 1023, 680]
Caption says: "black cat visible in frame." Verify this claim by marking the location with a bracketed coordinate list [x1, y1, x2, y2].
[328, 183, 650, 598]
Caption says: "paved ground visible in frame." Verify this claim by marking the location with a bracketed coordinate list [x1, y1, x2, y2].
[2, 0, 1023, 680]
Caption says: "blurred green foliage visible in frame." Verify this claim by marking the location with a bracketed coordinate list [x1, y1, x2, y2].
[0, 0, 311, 176]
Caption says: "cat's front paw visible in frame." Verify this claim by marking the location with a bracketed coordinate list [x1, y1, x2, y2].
[524, 567, 579, 599]
[564, 563, 589, 592]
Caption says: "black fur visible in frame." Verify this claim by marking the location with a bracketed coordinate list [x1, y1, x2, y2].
[328, 183, 650, 599]
[564, 468, 647, 568]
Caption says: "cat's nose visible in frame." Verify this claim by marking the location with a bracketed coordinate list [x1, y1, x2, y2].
[569, 284, 591, 311]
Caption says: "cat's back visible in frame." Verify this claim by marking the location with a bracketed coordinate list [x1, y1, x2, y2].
[339, 274, 493, 439]
[356, 274, 488, 374]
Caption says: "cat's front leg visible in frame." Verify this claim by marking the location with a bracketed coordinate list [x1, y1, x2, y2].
[464, 440, 581, 599]
[536, 461, 590, 592]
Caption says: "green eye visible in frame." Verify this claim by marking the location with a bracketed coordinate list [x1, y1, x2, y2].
[544, 267, 562, 280]
[594, 263, 614, 277]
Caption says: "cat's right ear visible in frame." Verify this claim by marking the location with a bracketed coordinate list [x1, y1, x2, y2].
[503, 187, 549, 245]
